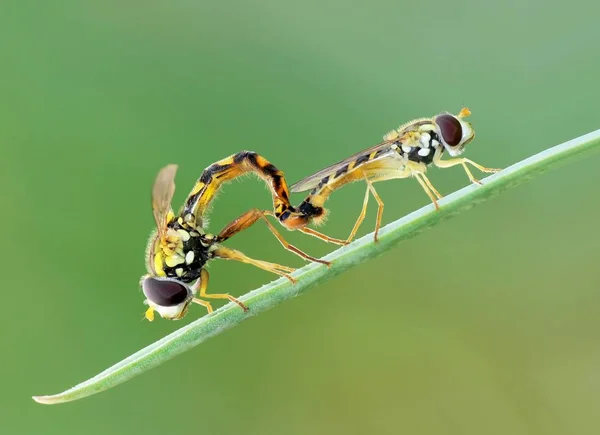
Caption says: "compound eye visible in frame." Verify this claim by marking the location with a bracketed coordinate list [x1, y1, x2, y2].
[142, 277, 190, 306]
[435, 114, 463, 146]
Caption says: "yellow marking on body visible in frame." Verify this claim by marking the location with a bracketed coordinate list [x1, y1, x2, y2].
[358, 157, 422, 178]
[166, 210, 175, 223]
[192, 185, 220, 218]
[309, 168, 366, 207]
[153, 253, 166, 276]
[404, 131, 420, 144]
[368, 151, 378, 160]
[276, 185, 287, 199]
[255, 155, 269, 168]
[189, 181, 205, 197]
[184, 213, 195, 224]
[199, 183, 218, 202]
[218, 156, 235, 166]
[177, 229, 190, 242]
[165, 229, 181, 245]
[347, 160, 357, 171]
[403, 159, 428, 175]
[363, 168, 411, 182]
[330, 159, 410, 193]
[165, 254, 185, 268]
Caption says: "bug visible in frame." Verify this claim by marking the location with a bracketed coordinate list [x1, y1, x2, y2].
[271, 108, 501, 243]
[141, 152, 329, 321]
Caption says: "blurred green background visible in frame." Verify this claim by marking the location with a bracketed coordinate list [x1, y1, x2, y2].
[2, 1, 599, 434]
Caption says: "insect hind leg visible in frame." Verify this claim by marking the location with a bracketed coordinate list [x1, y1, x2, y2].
[414, 173, 440, 209]
[217, 209, 331, 266]
[419, 173, 443, 200]
[365, 178, 384, 242]
[343, 183, 371, 245]
[297, 227, 347, 246]
[213, 246, 297, 283]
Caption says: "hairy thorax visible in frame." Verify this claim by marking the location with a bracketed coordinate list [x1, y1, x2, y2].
[379, 126, 445, 178]
[146, 217, 215, 283]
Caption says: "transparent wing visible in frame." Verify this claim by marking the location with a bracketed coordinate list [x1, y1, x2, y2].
[290, 141, 394, 193]
[152, 164, 178, 238]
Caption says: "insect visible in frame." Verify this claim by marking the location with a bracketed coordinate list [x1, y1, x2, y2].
[271, 108, 501, 243]
[141, 152, 329, 321]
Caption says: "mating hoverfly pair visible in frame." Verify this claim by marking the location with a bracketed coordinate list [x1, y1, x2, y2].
[141, 108, 500, 321]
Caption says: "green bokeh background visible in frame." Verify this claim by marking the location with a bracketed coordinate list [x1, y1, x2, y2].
[2, 1, 600, 434]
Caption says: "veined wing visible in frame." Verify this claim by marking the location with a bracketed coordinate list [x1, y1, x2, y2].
[152, 164, 178, 238]
[290, 141, 396, 193]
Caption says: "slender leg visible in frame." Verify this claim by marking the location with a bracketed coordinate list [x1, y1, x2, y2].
[414, 173, 440, 210]
[217, 209, 330, 266]
[434, 157, 501, 185]
[213, 246, 297, 283]
[420, 173, 443, 200]
[343, 184, 371, 244]
[364, 178, 384, 243]
[191, 269, 248, 313]
[215, 208, 264, 242]
[191, 297, 214, 314]
[297, 227, 347, 246]
[262, 211, 331, 266]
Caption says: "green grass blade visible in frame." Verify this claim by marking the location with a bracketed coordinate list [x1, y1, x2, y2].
[33, 129, 600, 405]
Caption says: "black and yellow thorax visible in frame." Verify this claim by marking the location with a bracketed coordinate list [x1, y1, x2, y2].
[284, 121, 446, 225]
[146, 213, 215, 283]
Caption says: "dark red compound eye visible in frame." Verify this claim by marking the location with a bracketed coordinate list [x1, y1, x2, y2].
[436, 114, 463, 146]
[142, 277, 189, 306]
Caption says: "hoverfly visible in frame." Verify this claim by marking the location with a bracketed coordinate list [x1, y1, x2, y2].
[271, 108, 501, 243]
[141, 151, 329, 321]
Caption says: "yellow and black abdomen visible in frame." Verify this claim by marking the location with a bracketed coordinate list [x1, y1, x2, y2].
[181, 151, 293, 227]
